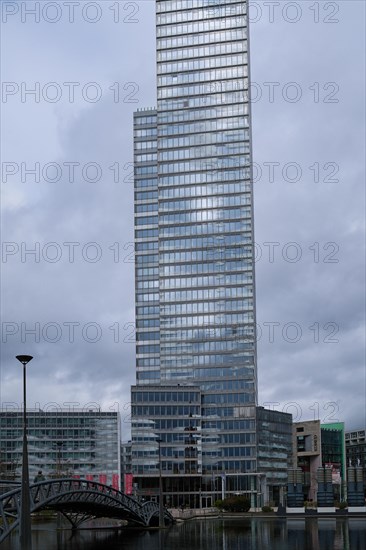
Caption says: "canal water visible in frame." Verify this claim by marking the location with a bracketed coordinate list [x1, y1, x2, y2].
[2, 517, 365, 549]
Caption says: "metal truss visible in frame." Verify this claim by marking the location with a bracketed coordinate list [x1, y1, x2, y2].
[0, 478, 174, 543]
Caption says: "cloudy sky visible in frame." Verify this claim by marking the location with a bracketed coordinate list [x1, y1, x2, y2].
[1, 0, 365, 439]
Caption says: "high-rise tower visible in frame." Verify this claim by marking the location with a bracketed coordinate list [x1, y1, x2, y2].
[131, 0, 260, 507]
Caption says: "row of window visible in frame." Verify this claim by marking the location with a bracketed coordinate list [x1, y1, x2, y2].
[132, 418, 255, 434]
[200, 380, 255, 393]
[157, 28, 246, 50]
[160, 234, 251, 251]
[197, 368, 255, 382]
[135, 153, 157, 163]
[159, 207, 251, 225]
[135, 140, 157, 150]
[136, 305, 159, 316]
[157, 16, 246, 38]
[222, 447, 254, 457]
[135, 178, 157, 189]
[159, 193, 251, 216]
[156, 0, 242, 14]
[158, 115, 249, 137]
[159, 92, 248, 113]
[161, 352, 254, 366]
[131, 434, 197, 444]
[134, 115, 156, 125]
[160, 249, 252, 264]
[203, 419, 255, 430]
[0, 418, 105, 427]
[135, 356, 160, 368]
[135, 166, 158, 176]
[157, 4, 246, 25]
[159, 129, 249, 149]
[132, 391, 200, 403]
[160, 313, 254, 328]
[158, 67, 247, 88]
[156, 0, 244, 14]
[137, 344, 160, 354]
[135, 221, 250, 245]
[136, 331, 160, 342]
[160, 259, 253, 276]
[158, 103, 248, 123]
[163, 239, 253, 261]
[136, 254, 158, 264]
[203, 460, 256, 472]
[135, 190, 158, 201]
[159, 181, 251, 198]
[134, 128, 157, 138]
[160, 299, 253, 315]
[160, 220, 252, 237]
[136, 229, 159, 239]
[136, 370, 160, 380]
[202, 391, 255, 405]
[160, 271, 253, 289]
[160, 326, 255, 342]
[161, 285, 253, 302]
[158, 143, 249, 162]
[160, 169, 252, 188]
[136, 268, 159, 280]
[136, 293, 159, 303]
[201, 406, 255, 418]
[159, 157, 250, 175]
[158, 53, 248, 75]
[161, 340, 254, 355]
[135, 239, 158, 249]
[135, 216, 158, 227]
[132, 418, 200, 430]
[136, 279, 246, 296]
[132, 406, 200, 416]
[157, 39, 245, 62]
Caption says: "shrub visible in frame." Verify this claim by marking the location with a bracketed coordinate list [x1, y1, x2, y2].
[214, 499, 224, 510]
[219, 496, 251, 512]
[261, 505, 273, 513]
[338, 501, 348, 509]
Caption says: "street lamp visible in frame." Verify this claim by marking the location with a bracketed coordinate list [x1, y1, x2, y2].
[16, 354, 33, 550]
[157, 438, 164, 528]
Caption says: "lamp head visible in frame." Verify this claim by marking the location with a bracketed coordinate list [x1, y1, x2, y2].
[16, 355, 33, 366]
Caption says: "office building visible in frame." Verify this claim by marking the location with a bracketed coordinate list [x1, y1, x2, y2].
[293, 420, 346, 501]
[256, 407, 292, 505]
[131, 0, 292, 507]
[0, 409, 121, 489]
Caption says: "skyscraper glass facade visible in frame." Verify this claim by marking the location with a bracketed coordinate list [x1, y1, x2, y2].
[133, 0, 258, 488]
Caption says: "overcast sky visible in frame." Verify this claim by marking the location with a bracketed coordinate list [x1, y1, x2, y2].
[1, 1, 365, 439]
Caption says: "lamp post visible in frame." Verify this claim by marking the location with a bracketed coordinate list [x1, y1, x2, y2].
[157, 438, 164, 528]
[16, 354, 33, 550]
[53, 441, 64, 529]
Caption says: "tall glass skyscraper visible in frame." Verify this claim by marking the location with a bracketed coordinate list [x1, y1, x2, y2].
[131, 0, 260, 507]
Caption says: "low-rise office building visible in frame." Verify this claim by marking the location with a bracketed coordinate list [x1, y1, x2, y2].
[257, 407, 292, 506]
[0, 408, 121, 489]
[293, 420, 346, 501]
[130, 385, 293, 508]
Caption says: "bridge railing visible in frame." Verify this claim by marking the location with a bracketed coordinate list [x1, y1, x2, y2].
[0, 477, 174, 541]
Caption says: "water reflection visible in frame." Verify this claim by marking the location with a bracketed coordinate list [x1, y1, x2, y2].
[2, 517, 365, 549]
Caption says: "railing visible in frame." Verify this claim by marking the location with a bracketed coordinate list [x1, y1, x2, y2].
[0, 478, 174, 543]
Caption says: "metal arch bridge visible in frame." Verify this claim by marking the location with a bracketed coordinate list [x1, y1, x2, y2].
[0, 478, 174, 543]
